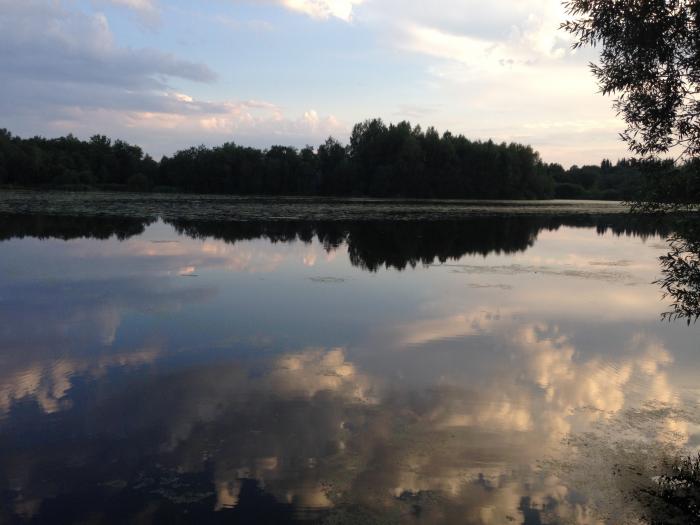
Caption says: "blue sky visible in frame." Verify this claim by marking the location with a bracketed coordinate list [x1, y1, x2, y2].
[0, 0, 626, 166]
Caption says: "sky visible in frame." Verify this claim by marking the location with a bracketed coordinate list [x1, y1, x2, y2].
[0, 0, 627, 166]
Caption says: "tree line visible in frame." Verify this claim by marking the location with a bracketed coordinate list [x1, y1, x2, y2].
[0, 120, 676, 200]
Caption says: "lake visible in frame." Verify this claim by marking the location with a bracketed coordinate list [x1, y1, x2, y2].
[0, 192, 697, 524]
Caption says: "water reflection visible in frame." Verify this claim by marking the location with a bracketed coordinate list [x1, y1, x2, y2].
[0, 276, 214, 415]
[0, 213, 671, 271]
[657, 220, 700, 324]
[0, 212, 696, 524]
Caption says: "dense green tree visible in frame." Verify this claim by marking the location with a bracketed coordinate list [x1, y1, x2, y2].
[0, 121, 660, 200]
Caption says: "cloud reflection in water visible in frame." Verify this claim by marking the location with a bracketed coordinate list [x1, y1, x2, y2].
[0, 214, 696, 524]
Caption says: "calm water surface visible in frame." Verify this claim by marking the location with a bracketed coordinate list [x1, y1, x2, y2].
[0, 196, 697, 524]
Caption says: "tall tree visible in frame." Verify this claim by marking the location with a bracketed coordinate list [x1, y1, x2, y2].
[563, 0, 700, 210]
[563, 0, 700, 159]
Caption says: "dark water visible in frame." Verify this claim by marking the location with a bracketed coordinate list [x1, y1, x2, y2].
[0, 194, 697, 524]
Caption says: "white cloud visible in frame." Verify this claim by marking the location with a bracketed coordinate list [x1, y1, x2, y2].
[107, 95, 345, 155]
[280, 0, 364, 21]
[268, 348, 376, 402]
[95, 0, 160, 25]
[363, 0, 570, 58]
[354, 0, 624, 165]
[395, 307, 511, 346]
[402, 25, 515, 74]
[0, 1, 215, 87]
[102, 0, 158, 12]
[0, 348, 159, 414]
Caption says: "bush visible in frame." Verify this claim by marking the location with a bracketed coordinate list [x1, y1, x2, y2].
[127, 173, 150, 191]
[554, 183, 587, 199]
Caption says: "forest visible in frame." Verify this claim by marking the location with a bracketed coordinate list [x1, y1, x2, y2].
[0, 119, 666, 200]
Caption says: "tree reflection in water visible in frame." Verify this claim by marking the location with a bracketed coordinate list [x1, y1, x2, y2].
[0, 212, 672, 271]
[658, 220, 700, 324]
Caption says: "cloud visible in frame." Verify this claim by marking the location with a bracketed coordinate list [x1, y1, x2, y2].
[27, 95, 344, 158]
[0, 269, 215, 415]
[352, 0, 624, 165]
[0, 1, 346, 156]
[0, 347, 159, 414]
[268, 348, 376, 402]
[227, 0, 363, 22]
[0, 1, 214, 86]
[279, 0, 364, 21]
[94, 0, 161, 26]
[0, 0, 216, 140]
[100, 0, 158, 13]
[394, 308, 511, 346]
[365, 0, 571, 63]
[0, 305, 689, 524]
